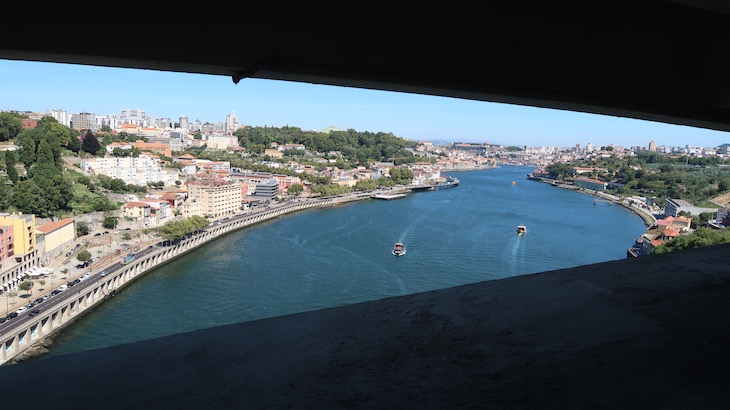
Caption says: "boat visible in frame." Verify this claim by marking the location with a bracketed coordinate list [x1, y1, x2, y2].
[517, 224, 527, 234]
[392, 242, 406, 256]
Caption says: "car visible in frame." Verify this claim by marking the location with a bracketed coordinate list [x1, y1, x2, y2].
[76, 263, 85, 269]
[15, 306, 27, 314]
[43, 294, 51, 300]
[99, 270, 108, 277]
[51, 289, 61, 296]
[147, 245, 153, 249]
[66, 251, 72, 257]
[34, 297, 44, 304]
[58, 284, 68, 291]
[103, 231, 109, 234]
[28, 309, 40, 317]
[94, 233, 101, 237]
[6, 312, 18, 319]
[0, 317, 6, 324]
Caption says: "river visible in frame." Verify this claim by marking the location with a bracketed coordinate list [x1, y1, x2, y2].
[46, 165, 646, 357]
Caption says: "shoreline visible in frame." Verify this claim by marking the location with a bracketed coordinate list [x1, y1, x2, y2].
[526, 175, 657, 227]
[4, 196, 361, 365]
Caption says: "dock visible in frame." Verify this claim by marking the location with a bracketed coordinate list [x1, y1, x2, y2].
[373, 193, 407, 200]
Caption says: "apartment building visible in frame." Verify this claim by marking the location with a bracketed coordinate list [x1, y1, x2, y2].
[82, 156, 179, 186]
[187, 179, 242, 218]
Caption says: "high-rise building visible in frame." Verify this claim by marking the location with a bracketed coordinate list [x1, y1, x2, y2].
[649, 140, 657, 152]
[121, 109, 147, 126]
[71, 112, 97, 131]
[226, 111, 238, 134]
[51, 109, 72, 127]
[179, 115, 189, 130]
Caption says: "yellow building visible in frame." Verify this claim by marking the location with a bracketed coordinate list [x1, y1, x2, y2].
[0, 213, 39, 291]
[187, 179, 242, 218]
[0, 212, 36, 257]
[180, 197, 204, 218]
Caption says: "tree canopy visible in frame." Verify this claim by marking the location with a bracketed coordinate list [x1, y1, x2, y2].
[0, 111, 23, 141]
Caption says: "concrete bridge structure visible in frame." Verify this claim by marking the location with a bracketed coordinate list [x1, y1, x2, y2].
[2, 2, 730, 408]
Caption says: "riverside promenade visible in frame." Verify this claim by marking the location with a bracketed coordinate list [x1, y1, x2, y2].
[0, 193, 372, 365]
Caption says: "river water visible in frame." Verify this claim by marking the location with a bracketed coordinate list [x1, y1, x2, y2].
[46, 165, 646, 357]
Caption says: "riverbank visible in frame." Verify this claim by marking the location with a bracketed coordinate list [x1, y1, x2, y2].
[526, 175, 657, 227]
[1, 197, 351, 364]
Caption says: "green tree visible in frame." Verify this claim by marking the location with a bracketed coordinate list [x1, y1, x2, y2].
[28, 139, 59, 180]
[68, 133, 82, 153]
[18, 281, 34, 296]
[17, 134, 36, 169]
[0, 111, 23, 141]
[76, 221, 90, 236]
[288, 183, 304, 196]
[82, 130, 102, 155]
[8, 179, 49, 216]
[103, 215, 119, 229]
[0, 177, 10, 209]
[4, 150, 19, 184]
[77, 249, 92, 262]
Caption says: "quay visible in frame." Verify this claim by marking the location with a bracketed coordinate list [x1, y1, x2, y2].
[0, 196, 341, 365]
[0, 182, 463, 365]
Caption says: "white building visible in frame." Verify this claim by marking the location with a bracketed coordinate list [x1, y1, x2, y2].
[51, 109, 72, 127]
[82, 156, 179, 187]
[225, 111, 238, 134]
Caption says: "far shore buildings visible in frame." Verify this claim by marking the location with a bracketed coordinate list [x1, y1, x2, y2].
[572, 177, 608, 191]
[664, 198, 719, 217]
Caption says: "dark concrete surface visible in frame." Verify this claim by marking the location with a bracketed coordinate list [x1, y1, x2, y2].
[1, 243, 729, 409]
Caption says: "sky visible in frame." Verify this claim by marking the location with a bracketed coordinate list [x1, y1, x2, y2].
[2, 58, 730, 149]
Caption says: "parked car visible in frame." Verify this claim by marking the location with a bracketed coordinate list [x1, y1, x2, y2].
[34, 297, 44, 305]
[6, 312, 18, 319]
[15, 306, 27, 314]
[51, 289, 61, 296]
[0, 317, 6, 324]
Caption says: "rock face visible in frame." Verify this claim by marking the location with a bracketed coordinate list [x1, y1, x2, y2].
[0, 243, 729, 409]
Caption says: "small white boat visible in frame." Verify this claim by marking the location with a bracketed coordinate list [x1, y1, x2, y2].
[392, 242, 406, 256]
[517, 224, 527, 234]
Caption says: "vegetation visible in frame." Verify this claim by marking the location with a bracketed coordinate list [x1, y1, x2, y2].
[233, 125, 418, 166]
[76, 249, 92, 262]
[652, 227, 730, 254]
[544, 150, 730, 207]
[156, 215, 210, 242]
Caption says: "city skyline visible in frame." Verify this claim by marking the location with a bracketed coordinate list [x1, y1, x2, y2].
[2, 58, 730, 149]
